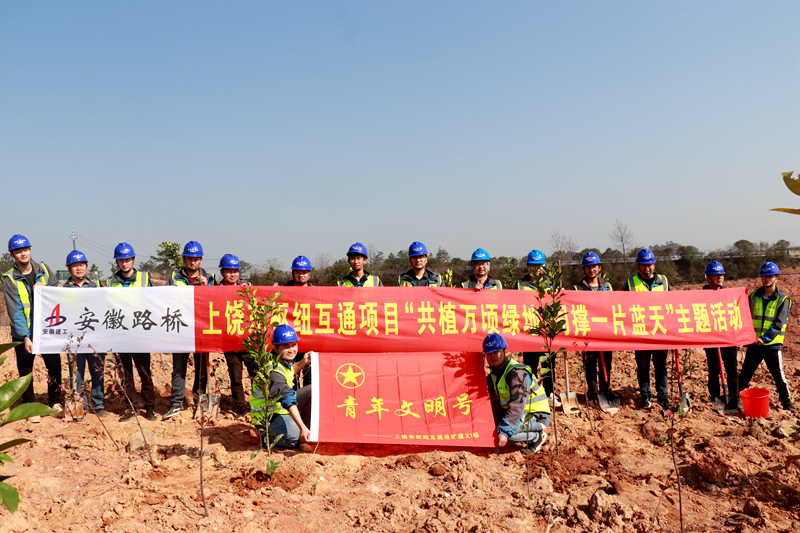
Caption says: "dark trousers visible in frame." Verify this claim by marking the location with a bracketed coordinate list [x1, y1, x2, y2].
[704, 346, 739, 404]
[522, 352, 552, 397]
[224, 352, 257, 413]
[75, 351, 106, 410]
[170, 353, 208, 408]
[635, 350, 669, 401]
[584, 351, 613, 395]
[739, 344, 793, 407]
[14, 343, 62, 406]
[117, 353, 155, 410]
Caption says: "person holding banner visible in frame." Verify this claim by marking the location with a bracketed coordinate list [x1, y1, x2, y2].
[338, 243, 383, 287]
[263, 325, 313, 449]
[63, 250, 107, 418]
[106, 242, 156, 421]
[2, 234, 62, 414]
[398, 242, 442, 287]
[462, 248, 502, 289]
[701, 261, 740, 413]
[164, 240, 216, 420]
[625, 248, 671, 411]
[284, 255, 315, 287]
[573, 252, 615, 405]
[483, 333, 550, 454]
[217, 254, 257, 418]
[738, 262, 797, 414]
[516, 249, 558, 406]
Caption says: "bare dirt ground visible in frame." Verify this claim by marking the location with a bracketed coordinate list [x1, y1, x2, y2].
[2, 272, 800, 532]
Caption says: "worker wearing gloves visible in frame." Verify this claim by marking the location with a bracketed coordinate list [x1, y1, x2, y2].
[338, 243, 382, 287]
[483, 333, 550, 454]
[701, 261, 740, 412]
[738, 262, 797, 414]
[516, 249, 557, 406]
[625, 248, 672, 411]
[573, 252, 615, 404]
[462, 248, 502, 289]
[398, 242, 442, 287]
[2, 234, 62, 413]
[63, 250, 106, 417]
[106, 242, 156, 421]
[164, 240, 216, 420]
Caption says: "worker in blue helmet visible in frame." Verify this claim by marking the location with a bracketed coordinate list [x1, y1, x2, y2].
[482, 333, 550, 454]
[285, 256, 314, 287]
[624, 248, 671, 410]
[63, 250, 107, 418]
[399, 242, 442, 287]
[164, 240, 217, 420]
[739, 262, 796, 413]
[216, 254, 257, 418]
[106, 242, 156, 421]
[515, 249, 556, 405]
[2, 234, 62, 416]
[701, 261, 740, 413]
[255, 325, 315, 449]
[338, 243, 383, 287]
[573, 252, 615, 405]
[462, 248, 502, 289]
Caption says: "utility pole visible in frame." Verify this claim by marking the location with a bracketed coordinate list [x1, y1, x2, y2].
[69, 230, 78, 250]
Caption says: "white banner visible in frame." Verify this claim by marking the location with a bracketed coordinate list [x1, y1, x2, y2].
[32, 287, 195, 354]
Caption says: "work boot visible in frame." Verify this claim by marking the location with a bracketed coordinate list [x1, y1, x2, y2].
[782, 404, 798, 414]
[548, 394, 561, 408]
[144, 408, 157, 421]
[641, 397, 652, 410]
[119, 410, 135, 422]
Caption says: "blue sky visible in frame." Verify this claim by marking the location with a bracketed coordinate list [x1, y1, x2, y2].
[2, 2, 799, 271]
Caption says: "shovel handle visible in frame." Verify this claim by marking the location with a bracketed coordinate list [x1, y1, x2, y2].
[599, 351, 609, 382]
[716, 348, 727, 387]
[674, 349, 683, 385]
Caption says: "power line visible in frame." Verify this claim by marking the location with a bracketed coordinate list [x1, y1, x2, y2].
[79, 234, 114, 252]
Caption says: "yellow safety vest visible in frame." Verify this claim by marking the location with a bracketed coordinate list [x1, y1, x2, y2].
[462, 279, 502, 289]
[627, 274, 669, 292]
[751, 290, 791, 346]
[106, 271, 150, 288]
[490, 363, 550, 414]
[339, 275, 381, 287]
[268, 361, 295, 416]
[2, 264, 51, 329]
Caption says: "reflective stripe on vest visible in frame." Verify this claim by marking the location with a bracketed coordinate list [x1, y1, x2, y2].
[2, 264, 50, 329]
[517, 280, 536, 290]
[462, 280, 502, 289]
[106, 271, 150, 288]
[398, 276, 440, 287]
[627, 274, 669, 292]
[490, 363, 550, 415]
[751, 291, 790, 346]
[339, 275, 381, 287]
[268, 361, 295, 416]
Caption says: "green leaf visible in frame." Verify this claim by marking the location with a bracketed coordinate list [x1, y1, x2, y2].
[1, 403, 56, 427]
[0, 481, 20, 513]
[0, 374, 32, 413]
[265, 457, 281, 477]
[0, 439, 28, 453]
[0, 452, 11, 464]
[0, 342, 21, 356]
[250, 449, 260, 460]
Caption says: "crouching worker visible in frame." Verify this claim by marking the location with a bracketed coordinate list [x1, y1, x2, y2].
[483, 333, 550, 454]
[255, 325, 313, 449]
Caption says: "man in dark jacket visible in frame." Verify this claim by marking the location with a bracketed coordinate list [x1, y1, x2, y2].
[701, 261, 739, 413]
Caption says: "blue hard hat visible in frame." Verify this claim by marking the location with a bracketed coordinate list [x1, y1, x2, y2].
[272, 324, 300, 345]
[636, 248, 656, 264]
[8, 234, 31, 251]
[66, 250, 88, 266]
[705, 261, 725, 275]
[219, 254, 241, 270]
[471, 248, 491, 262]
[292, 255, 312, 271]
[482, 333, 508, 353]
[113, 242, 136, 259]
[347, 242, 368, 258]
[759, 262, 780, 276]
[182, 241, 204, 258]
[526, 249, 546, 265]
[581, 252, 601, 267]
[408, 241, 428, 258]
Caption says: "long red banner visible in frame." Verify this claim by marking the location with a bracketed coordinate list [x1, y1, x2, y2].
[196, 286, 754, 353]
[309, 352, 496, 446]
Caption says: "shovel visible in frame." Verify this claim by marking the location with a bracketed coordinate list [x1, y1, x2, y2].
[560, 354, 581, 414]
[596, 351, 620, 414]
[194, 354, 221, 420]
[674, 349, 691, 412]
[715, 348, 737, 415]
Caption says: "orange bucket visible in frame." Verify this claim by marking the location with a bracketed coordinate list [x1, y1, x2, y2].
[740, 388, 770, 418]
